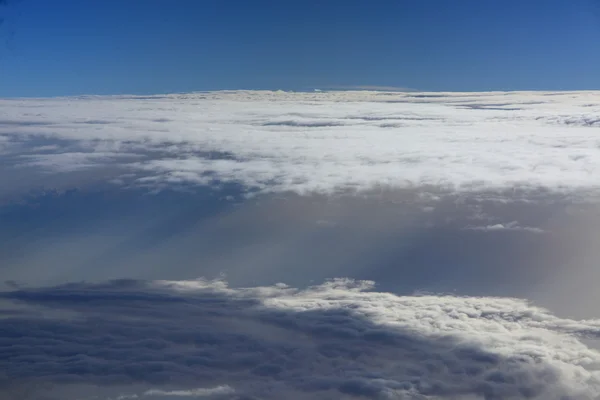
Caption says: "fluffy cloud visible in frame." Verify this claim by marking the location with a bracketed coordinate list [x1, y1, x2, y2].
[3, 278, 600, 399]
[2, 90, 600, 197]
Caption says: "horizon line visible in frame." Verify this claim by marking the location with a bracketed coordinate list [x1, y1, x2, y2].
[3, 88, 600, 100]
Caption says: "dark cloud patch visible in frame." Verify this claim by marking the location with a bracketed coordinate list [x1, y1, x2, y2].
[562, 117, 600, 127]
[536, 115, 600, 127]
[0, 120, 56, 127]
[344, 115, 440, 121]
[406, 94, 448, 98]
[378, 122, 406, 128]
[76, 119, 115, 125]
[456, 103, 523, 111]
[3, 280, 19, 289]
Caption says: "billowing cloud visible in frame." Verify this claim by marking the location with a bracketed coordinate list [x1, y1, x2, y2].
[3, 278, 600, 399]
[2, 90, 600, 197]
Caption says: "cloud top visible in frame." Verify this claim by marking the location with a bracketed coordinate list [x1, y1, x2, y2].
[2, 90, 600, 197]
[3, 278, 600, 399]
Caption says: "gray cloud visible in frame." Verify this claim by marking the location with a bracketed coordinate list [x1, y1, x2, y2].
[3, 278, 600, 399]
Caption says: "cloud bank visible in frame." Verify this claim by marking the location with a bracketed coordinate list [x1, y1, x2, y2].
[3, 278, 600, 399]
[2, 90, 600, 198]
[4, 90, 600, 399]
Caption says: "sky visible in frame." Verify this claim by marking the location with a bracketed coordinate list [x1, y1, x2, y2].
[1, 0, 600, 96]
[6, 1, 600, 398]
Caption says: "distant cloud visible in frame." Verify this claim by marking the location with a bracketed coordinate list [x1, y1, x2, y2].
[2, 90, 600, 198]
[322, 85, 417, 92]
[113, 386, 235, 399]
[143, 386, 235, 397]
[466, 221, 545, 234]
[3, 278, 600, 399]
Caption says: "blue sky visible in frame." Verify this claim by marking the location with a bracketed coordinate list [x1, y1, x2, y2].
[1, 0, 600, 96]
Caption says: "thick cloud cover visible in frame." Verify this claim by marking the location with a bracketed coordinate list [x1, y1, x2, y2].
[3, 278, 600, 399]
[2, 90, 600, 198]
[4, 90, 600, 399]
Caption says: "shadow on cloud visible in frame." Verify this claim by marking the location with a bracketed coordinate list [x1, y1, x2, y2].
[3, 278, 600, 399]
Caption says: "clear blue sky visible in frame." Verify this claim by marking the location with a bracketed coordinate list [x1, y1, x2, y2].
[1, 0, 600, 97]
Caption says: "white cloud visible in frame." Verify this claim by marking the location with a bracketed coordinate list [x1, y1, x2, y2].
[2, 90, 600, 196]
[108, 386, 234, 400]
[465, 221, 545, 234]
[4, 278, 600, 399]
[143, 386, 235, 397]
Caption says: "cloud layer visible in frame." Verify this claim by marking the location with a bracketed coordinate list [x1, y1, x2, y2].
[3, 278, 600, 399]
[2, 90, 600, 197]
[4, 90, 600, 399]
